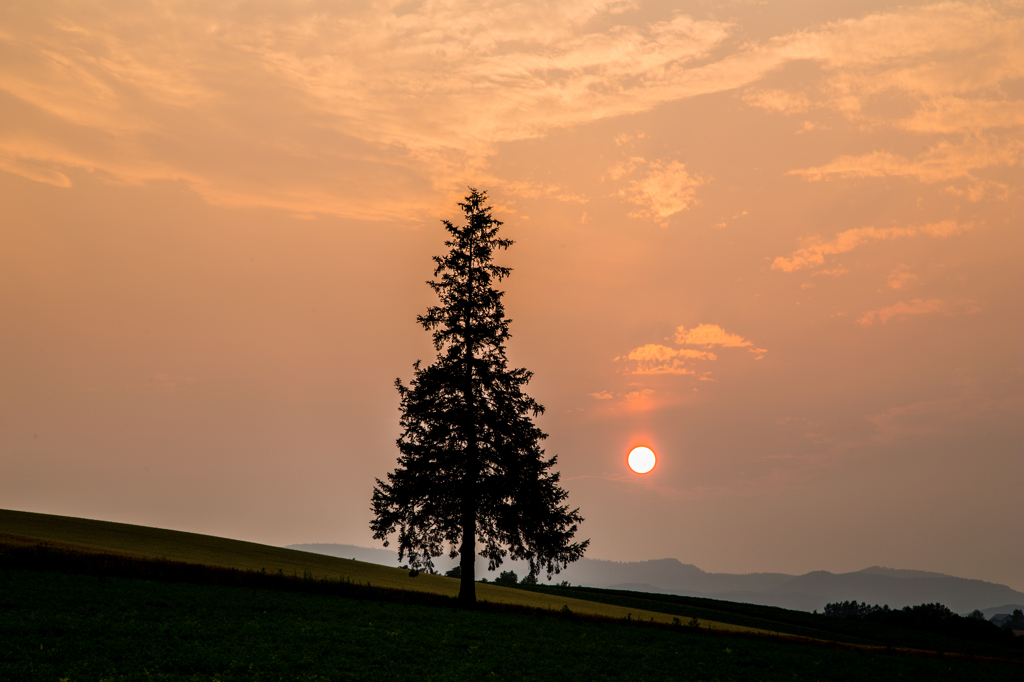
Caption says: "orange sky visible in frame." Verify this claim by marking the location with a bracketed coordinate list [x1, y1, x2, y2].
[2, 0, 1021, 590]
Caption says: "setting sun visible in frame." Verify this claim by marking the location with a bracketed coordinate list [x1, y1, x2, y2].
[628, 447, 656, 474]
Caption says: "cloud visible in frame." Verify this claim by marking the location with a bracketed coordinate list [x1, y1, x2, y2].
[2, 1, 1018, 219]
[675, 323, 750, 348]
[789, 136, 1022, 185]
[620, 388, 658, 412]
[624, 388, 654, 401]
[614, 131, 646, 147]
[0, 153, 72, 187]
[622, 324, 765, 375]
[887, 266, 917, 290]
[741, 4, 1023, 188]
[771, 221, 973, 273]
[626, 344, 714, 375]
[856, 298, 980, 326]
[588, 391, 613, 400]
[760, 3, 1023, 131]
[0, 1, 734, 218]
[606, 157, 646, 182]
[899, 98, 1024, 134]
[675, 323, 767, 358]
[618, 159, 706, 221]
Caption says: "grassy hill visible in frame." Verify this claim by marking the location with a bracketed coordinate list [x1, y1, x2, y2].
[0, 509, 749, 632]
[6, 564, 1009, 682]
[4, 508, 1022, 680]
[3, 508, 1020, 664]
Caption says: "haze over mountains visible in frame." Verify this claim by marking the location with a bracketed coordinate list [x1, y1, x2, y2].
[288, 544, 1023, 616]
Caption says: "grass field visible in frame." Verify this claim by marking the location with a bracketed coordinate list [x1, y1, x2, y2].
[0, 509, 747, 632]
[2, 507, 1021, 681]
[523, 585, 1024, 660]
[3, 565, 1015, 682]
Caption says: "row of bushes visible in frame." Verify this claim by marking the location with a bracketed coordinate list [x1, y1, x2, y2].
[823, 601, 1023, 647]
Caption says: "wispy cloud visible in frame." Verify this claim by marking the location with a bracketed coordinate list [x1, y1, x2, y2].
[748, 3, 1023, 190]
[772, 221, 973, 273]
[0, 1, 733, 218]
[857, 298, 980, 326]
[0, 153, 72, 188]
[757, 3, 1023, 131]
[887, 266, 917, 290]
[1, 1, 1017, 220]
[899, 98, 1024, 134]
[789, 136, 1022, 186]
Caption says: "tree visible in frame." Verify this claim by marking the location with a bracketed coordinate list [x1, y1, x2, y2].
[370, 188, 588, 606]
[495, 570, 519, 587]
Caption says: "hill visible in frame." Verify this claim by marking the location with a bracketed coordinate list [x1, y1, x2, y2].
[0, 509, 747, 632]
[5, 509, 1022, 662]
[6, 564, 1010, 682]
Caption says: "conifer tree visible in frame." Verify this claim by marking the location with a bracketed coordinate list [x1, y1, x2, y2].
[371, 189, 588, 606]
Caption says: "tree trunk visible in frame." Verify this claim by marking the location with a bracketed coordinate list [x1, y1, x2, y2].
[457, 499, 476, 606]
[458, 233, 477, 607]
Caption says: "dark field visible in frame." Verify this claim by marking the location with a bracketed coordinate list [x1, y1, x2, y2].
[2, 567, 1019, 682]
[522, 584, 1024, 660]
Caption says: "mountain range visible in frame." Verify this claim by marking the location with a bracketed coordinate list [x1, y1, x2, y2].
[286, 543, 1023, 616]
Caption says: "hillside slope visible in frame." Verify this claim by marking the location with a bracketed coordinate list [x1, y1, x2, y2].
[0, 509, 752, 632]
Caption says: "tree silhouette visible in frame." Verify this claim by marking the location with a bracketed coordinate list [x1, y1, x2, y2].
[495, 570, 519, 587]
[370, 188, 588, 606]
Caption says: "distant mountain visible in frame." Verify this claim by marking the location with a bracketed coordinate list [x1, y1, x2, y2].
[287, 543, 1024, 615]
[761, 568, 1024, 614]
[556, 557, 794, 596]
[981, 604, 1024, 619]
[287, 543, 401, 567]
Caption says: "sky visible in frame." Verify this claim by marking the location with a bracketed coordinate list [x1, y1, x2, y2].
[1, 0, 1021, 591]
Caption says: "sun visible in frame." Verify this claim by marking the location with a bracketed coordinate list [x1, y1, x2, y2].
[627, 446, 656, 474]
